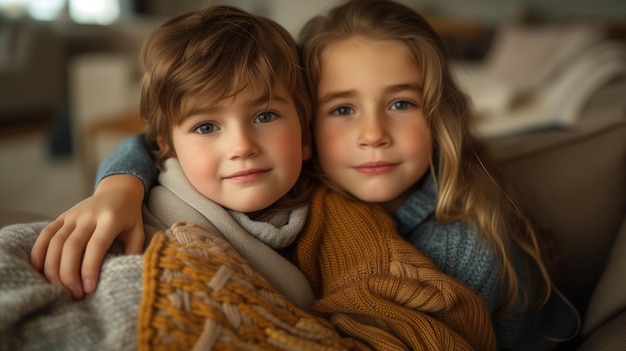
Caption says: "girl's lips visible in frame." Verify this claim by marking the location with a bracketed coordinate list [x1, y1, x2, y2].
[354, 161, 398, 175]
[223, 169, 271, 182]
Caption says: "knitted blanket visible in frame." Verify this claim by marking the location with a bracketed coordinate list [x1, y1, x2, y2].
[287, 186, 498, 351]
[0, 222, 356, 351]
[139, 221, 363, 351]
[0, 221, 142, 351]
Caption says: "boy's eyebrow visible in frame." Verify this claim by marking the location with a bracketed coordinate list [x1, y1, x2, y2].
[184, 106, 220, 119]
[248, 92, 290, 107]
[183, 92, 290, 118]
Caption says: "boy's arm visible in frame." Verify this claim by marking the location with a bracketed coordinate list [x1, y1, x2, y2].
[31, 134, 158, 299]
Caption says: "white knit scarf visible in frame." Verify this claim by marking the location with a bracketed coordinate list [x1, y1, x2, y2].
[143, 158, 315, 309]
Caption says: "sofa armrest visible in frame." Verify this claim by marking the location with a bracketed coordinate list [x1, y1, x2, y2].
[578, 310, 626, 351]
[582, 216, 626, 336]
[485, 78, 626, 313]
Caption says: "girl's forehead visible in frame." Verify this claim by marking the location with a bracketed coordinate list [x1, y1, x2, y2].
[319, 37, 420, 78]
[320, 37, 417, 72]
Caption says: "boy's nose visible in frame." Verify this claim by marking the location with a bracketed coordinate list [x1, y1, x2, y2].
[228, 129, 260, 159]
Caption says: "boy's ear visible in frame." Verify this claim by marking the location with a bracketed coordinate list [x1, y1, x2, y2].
[302, 143, 312, 161]
[156, 136, 167, 151]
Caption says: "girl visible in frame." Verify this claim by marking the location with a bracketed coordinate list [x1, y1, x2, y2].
[34, 0, 578, 349]
[297, 1, 579, 349]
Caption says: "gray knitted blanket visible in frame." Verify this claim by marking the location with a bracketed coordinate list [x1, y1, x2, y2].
[0, 221, 142, 351]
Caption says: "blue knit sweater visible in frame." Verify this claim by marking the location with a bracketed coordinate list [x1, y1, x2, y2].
[394, 177, 580, 350]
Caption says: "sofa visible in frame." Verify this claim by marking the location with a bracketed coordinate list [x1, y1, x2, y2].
[0, 79, 624, 350]
[485, 77, 626, 350]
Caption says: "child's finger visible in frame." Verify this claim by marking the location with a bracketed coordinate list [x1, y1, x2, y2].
[42, 222, 76, 286]
[31, 219, 64, 269]
[58, 228, 94, 299]
[81, 225, 118, 295]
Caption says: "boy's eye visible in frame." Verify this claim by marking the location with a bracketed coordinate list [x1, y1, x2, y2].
[390, 100, 413, 110]
[254, 112, 277, 123]
[193, 123, 218, 134]
[331, 106, 354, 116]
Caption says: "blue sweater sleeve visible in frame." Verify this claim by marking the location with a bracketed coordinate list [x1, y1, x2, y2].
[94, 134, 158, 198]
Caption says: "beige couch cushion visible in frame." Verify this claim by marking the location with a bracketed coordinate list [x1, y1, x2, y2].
[485, 78, 626, 311]
[0, 206, 49, 229]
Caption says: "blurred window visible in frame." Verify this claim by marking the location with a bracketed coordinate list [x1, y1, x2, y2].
[0, 0, 120, 24]
[69, 0, 119, 25]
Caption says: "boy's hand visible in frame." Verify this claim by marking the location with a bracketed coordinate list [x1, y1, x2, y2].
[31, 175, 145, 299]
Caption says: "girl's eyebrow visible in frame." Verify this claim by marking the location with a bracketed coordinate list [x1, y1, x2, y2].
[318, 90, 356, 105]
[319, 84, 423, 105]
[386, 83, 423, 94]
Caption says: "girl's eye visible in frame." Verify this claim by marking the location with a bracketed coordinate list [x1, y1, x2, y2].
[331, 106, 354, 116]
[193, 123, 218, 134]
[390, 100, 413, 110]
[254, 112, 277, 123]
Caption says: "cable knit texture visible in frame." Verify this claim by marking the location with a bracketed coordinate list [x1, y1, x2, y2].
[394, 177, 501, 311]
[394, 176, 580, 350]
[138, 221, 361, 351]
[0, 221, 142, 351]
[287, 185, 497, 351]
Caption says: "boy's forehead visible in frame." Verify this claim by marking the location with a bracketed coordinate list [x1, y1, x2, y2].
[183, 82, 292, 112]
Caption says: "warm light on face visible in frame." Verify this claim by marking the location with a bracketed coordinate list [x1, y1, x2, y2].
[169, 84, 306, 213]
[315, 37, 433, 212]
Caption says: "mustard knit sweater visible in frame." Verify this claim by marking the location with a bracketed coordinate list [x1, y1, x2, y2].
[287, 185, 497, 350]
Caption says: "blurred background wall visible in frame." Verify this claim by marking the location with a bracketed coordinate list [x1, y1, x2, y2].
[0, 0, 624, 217]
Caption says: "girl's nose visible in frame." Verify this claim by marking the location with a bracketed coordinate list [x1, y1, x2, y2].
[357, 113, 391, 148]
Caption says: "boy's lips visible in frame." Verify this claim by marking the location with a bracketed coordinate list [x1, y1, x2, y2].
[353, 161, 398, 175]
[223, 168, 271, 182]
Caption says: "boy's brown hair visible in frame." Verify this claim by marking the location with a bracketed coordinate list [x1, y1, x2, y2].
[140, 5, 314, 212]
[140, 5, 312, 165]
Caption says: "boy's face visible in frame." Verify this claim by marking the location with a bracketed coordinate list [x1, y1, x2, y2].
[167, 84, 307, 213]
[315, 37, 433, 212]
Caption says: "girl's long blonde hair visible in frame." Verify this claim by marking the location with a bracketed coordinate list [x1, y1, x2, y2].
[299, 0, 551, 317]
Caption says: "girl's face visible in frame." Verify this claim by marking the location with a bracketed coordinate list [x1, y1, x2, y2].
[166, 83, 309, 213]
[315, 37, 432, 212]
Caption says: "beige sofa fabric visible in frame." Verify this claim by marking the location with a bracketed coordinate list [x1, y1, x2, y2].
[486, 78, 626, 312]
[0, 206, 49, 228]
[583, 216, 626, 335]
